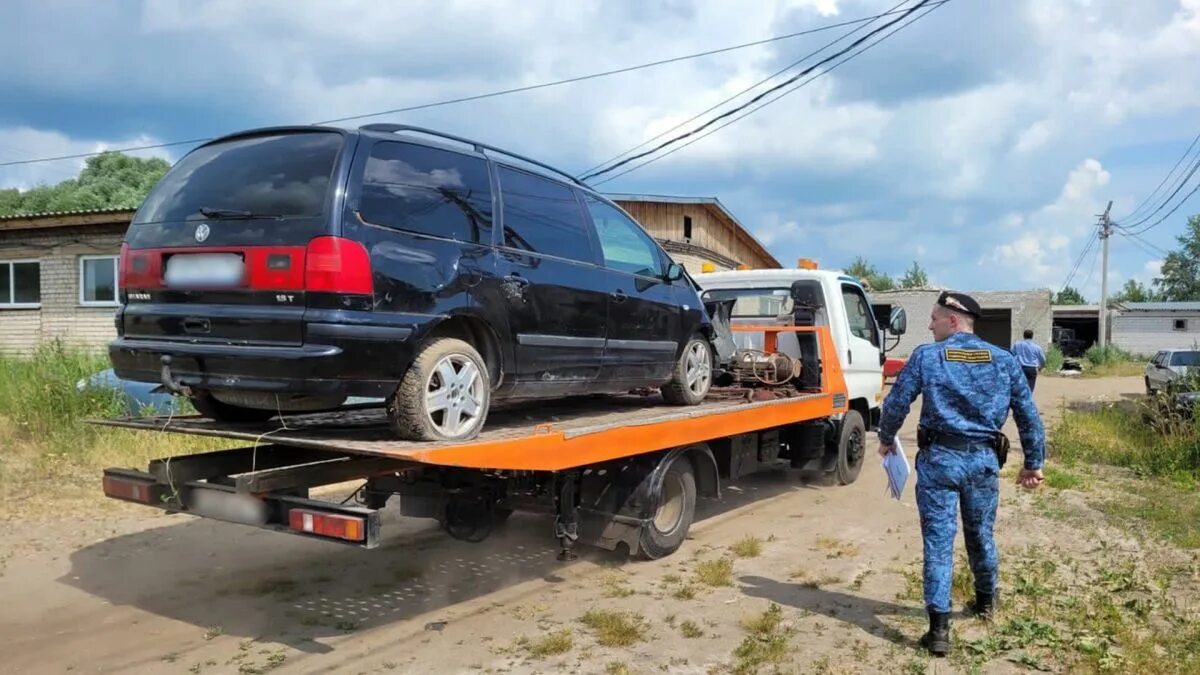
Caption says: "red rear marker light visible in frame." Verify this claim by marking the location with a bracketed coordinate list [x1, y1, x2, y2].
[103, 474, 160, 504]
[288, 509, 366, 542]
[305, 236, 373, 294]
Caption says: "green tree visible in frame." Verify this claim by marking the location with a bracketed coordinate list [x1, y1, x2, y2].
[845, 256, 895, 292]
[0, 151, 170, 216]
[1053, 286, 1087, 305]
[1108, 278, 1162, 306]
[898, 260, 929, 289]
[1156, 214, 1200, 301]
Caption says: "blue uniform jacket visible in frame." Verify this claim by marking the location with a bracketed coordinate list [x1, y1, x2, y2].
[878, 332, 1046, 470]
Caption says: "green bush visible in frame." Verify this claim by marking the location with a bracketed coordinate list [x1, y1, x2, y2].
[1083, 344, 1137, 367]
[1046, 345, 1065, 373]
[1052, 400, 1200, 479]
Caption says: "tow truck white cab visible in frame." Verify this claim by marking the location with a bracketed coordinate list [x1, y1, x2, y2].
[694, 267, 907, 431]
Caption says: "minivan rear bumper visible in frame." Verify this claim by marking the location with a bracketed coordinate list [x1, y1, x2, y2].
[110, 323, 415, 399]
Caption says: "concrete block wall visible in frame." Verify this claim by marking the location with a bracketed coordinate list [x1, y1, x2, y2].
[873, 288, 1053, 357]
[0, 225, 125, 354]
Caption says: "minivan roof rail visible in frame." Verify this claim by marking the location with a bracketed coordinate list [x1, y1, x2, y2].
[359, 123, 588, 187]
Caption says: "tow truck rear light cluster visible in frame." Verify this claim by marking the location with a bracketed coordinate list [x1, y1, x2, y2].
[288, 509, 366, 542]
[102, 474, 160, 504]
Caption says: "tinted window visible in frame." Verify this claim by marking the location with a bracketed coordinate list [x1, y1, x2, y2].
[1170, 351, 1200, 366]
[135, 132, 343, 224]
[585, 196, 664, 277]
[842, 284, 879, 347]
[497, 166, 593, 263]
[359, 142, 493, 243]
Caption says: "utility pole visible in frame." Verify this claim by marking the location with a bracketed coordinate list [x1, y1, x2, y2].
[1097, 200, 1114, 349]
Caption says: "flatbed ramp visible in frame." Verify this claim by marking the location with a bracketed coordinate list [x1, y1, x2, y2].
[96, 390, 840, 471]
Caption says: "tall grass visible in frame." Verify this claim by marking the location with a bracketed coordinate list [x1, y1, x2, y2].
[1045, 345, 1064, 373]
[1052, 400, 1200, 479]
[0, 341, 220, 517]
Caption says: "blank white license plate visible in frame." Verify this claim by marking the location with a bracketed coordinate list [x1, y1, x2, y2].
[164, 253, 245, 288]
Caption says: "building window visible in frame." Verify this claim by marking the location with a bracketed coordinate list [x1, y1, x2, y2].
[0, 260, 41, 308]
[80, 256, 119, 306]
[683, 215, 693, 240]
[1174, 318, 1188, 331]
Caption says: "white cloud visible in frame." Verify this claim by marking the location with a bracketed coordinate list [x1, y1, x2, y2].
[0, 127, 173, 191]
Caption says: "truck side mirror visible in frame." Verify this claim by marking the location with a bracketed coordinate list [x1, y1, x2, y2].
[888, 307, 907, 335]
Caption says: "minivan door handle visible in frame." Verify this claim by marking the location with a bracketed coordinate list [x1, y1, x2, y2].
[505, 274, 529, 287]
[611, 290, 627, 303]
[183, 317, 211, 334]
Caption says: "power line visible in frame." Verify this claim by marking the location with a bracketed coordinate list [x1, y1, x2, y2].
[0, 6, 938, 170]
[580, 0, 940, 182]
[1116, 153, 1200, 233]
[1122, 176, 1200, 236]
[579, 0, 931, 177]
[1059, 231, 1099, 296]
[1117, 229, 1169, 258]
[1115, 128, 1200, 224]
[590, 0, 948, 186]
[1079, 233, 1103, 290]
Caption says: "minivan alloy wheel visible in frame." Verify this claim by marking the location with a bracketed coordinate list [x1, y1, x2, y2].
[425, 355, 485, 437]
[685, 341, 712, 396]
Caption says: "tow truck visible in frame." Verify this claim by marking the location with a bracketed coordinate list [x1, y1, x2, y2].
[100, 279, 907, 561]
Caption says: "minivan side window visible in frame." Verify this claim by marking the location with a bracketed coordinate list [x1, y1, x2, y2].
[841, 284, 880, 347]
[497, 166, 594, 263]
[360, 141, 493, 243]
[583, 196, 664, 278]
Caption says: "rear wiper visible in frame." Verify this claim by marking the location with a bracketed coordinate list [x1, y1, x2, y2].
[198, 207, 283, 220]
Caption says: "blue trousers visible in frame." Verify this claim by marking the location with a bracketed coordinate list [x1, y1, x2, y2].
[915, 444, 1000, 613]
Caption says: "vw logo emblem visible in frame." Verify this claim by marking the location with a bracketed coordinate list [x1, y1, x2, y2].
[194, 223, 211, 243]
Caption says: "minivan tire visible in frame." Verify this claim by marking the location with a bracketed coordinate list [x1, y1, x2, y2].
[190, 391, 277, 424]
[661, 335, 713, 405]
[388, 337, 491, 441]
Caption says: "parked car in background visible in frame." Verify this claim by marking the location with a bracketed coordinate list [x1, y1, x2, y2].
[1144, 349, 1200, 394]
[109, 124, 717, 441]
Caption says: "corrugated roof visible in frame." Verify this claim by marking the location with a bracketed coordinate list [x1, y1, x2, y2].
[0, 206, 138, 222]
[604, 192, 781, 268]
[1115, 302, 1200, 312]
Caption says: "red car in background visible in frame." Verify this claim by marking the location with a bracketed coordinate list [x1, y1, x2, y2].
[884, 357, 907, 381]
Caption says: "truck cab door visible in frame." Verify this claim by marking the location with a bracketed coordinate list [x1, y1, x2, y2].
[838, 283, 884, 403]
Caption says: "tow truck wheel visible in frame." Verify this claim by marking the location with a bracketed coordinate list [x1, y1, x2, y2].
[835, 410, 866, 485]
[638, 455, 697, 560]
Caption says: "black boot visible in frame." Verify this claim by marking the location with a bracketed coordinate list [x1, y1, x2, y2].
[966, 590, 996, 620]
[919, 610, 951, 657]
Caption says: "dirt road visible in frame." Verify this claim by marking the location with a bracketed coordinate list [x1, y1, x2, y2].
[0, 376, 1144, 674]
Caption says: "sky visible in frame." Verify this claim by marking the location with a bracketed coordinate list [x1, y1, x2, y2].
[2, 0, 1199, 300]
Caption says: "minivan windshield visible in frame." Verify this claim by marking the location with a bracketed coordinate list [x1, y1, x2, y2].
[1170, 351, 1200, 367]
[134, 132, 343, 224]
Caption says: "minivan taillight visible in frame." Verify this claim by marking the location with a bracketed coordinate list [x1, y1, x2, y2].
[305, 236, 373, 295]
[119, 242, 160, 290]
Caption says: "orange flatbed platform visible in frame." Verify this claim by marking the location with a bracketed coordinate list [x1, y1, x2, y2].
[96, 389, 845, 472]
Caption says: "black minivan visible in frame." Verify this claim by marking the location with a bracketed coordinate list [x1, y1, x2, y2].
[110, 125, 716, 441]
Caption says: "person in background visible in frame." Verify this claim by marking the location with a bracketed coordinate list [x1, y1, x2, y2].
[1012, 329, 1047, 392]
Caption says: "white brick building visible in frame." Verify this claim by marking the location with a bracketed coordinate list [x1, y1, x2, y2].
[0, 208, 133, 354]
[1111, 302, 1200, 355]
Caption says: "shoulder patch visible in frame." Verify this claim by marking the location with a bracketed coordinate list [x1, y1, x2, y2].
[944, 348, 992, 364]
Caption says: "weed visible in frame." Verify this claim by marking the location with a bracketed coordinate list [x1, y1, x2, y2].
[695, 558, 734, 587]
[815, 536, 860, 559]
[731, 535, 763, 558]
[518, 630, 574, 659]
[579, 610, 649, 647]
[731, 603, 791, 675]
[600, 571, 635, 598]
[605, 663, 631, 675]
[661, 573, 681, 584]
[203, 625, 225, 641]
[1043, 466, 1086, 490]
[673, 584, 698, 600]
[335, 620, 359, 631]
[680, 620, 704, 638]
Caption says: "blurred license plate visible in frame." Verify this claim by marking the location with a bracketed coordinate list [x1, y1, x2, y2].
[164, 253, 245, 288]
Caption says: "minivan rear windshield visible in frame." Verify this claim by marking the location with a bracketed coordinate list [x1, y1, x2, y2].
[1170, 351, 1200, 366]
[134, 132, 344, 224]
[703, 288, 791, 318]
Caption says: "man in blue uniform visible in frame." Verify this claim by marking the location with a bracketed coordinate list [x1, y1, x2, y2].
[877, 291, 1045, 656]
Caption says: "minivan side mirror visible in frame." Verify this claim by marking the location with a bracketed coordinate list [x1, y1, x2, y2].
[888, 307, 908, 335]
[665, 262, 685, 282]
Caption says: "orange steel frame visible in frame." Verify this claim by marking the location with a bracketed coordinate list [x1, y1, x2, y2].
[393, 325, 848, 472]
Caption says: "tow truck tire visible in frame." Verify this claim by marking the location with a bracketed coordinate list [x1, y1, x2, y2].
[661, 335, 713, 406]
[190, 392, 276, 424]
[388, 338, 491, 441]
[638, 455, 697, 560]
[835, 410, 866, 486]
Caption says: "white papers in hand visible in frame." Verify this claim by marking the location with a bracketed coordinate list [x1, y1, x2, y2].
[882, 438, 910, 500]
